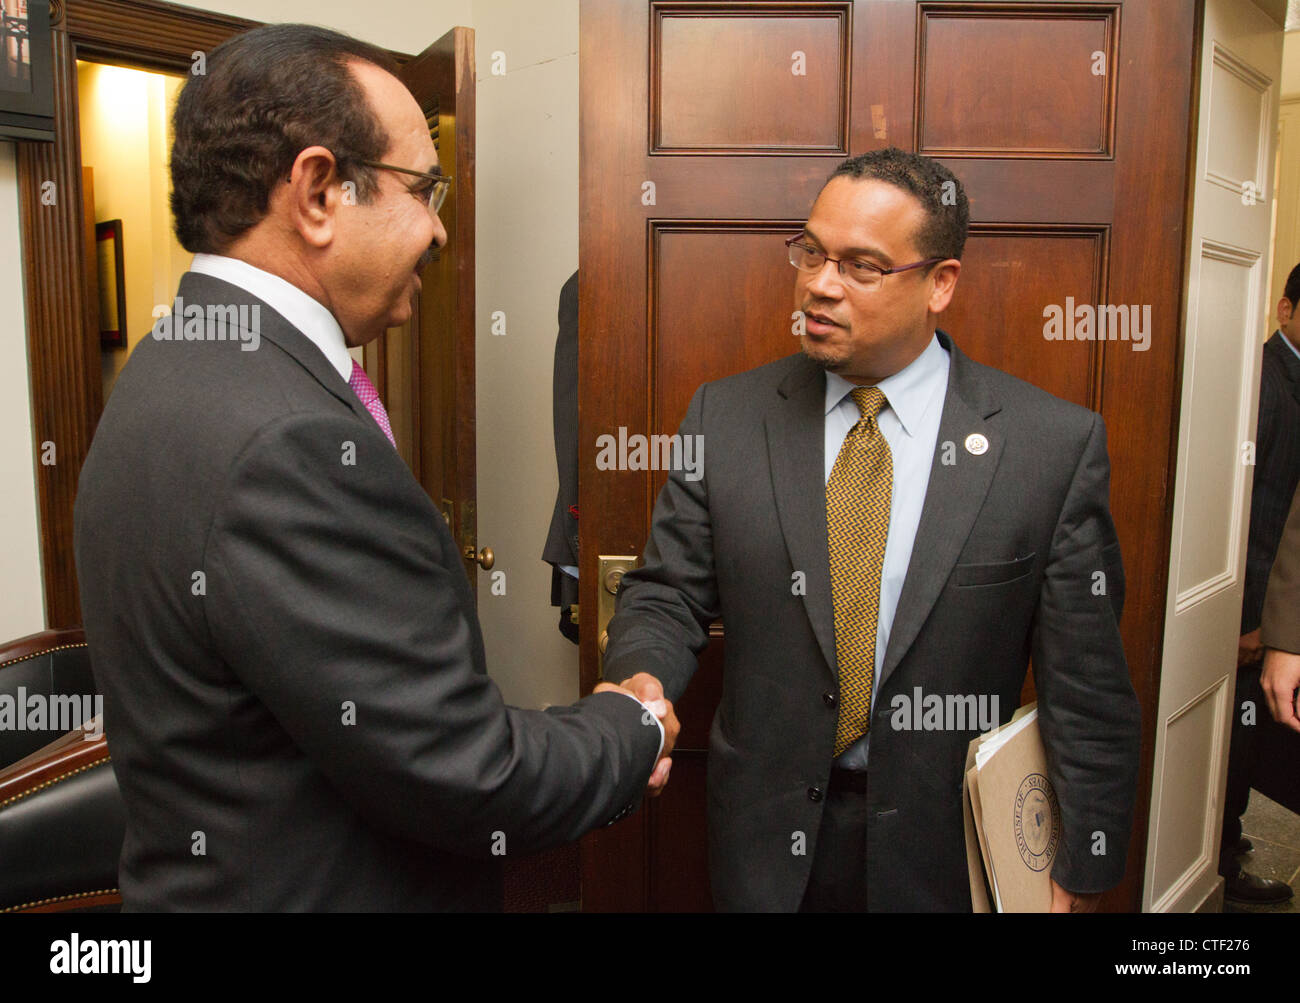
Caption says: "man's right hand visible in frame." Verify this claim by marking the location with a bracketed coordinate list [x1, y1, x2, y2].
[594, 672, 679, 797]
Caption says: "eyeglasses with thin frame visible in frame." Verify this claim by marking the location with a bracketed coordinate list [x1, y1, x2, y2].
[360, 160, 453, 215]
[785, 234, 943, 290]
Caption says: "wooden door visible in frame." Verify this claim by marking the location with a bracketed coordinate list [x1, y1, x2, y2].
[365, 27, 480, 582]
[578, 0, 1195, 912]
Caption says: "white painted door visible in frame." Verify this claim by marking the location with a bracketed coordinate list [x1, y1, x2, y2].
[1144, 0, 1282, 912]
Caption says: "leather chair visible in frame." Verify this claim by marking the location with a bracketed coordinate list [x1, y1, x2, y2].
[0, 629, 124, 912]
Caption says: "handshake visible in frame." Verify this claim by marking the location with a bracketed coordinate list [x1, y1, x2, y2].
[593, 672, 681, 797]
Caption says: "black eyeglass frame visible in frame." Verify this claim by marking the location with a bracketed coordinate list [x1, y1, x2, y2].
[360, 159, 453, 214]
[785, 234, 944, 286]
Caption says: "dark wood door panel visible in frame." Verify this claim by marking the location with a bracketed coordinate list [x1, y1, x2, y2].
[917, 4, 1118, 157]
[652, 5, 851, 154]
[946, 226, 1109, 408]
[651, 224, 804, 432]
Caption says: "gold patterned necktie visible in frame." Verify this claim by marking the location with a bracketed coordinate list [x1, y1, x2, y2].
[827, 385, 892, 756]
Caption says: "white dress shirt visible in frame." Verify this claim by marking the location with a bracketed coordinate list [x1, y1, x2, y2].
[189, 253, 354, 383]
[824, 333, 951, 769]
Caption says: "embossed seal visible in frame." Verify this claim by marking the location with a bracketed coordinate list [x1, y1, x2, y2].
[1013, 772, 1061, 872]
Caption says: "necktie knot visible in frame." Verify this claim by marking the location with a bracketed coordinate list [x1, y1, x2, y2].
[849, 385, 888, 424]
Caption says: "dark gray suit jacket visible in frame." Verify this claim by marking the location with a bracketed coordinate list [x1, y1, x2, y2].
[74, 272, 660, 911]
[604, 330, 1142, 911]
[1243, 332, 1300, 634]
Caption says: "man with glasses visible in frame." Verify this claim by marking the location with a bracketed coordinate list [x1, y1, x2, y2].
[603, 147, 1141, 912]
[73, 23, 675, 911]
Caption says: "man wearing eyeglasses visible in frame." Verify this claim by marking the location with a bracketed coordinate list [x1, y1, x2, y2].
[603, 147, 1141, 912]
[73, 23, 676, 911]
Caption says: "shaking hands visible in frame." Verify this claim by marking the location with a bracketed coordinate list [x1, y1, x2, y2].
[594, 672, 680, 797]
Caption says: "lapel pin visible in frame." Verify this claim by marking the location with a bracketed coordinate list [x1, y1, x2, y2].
[965, 433, 989, 456]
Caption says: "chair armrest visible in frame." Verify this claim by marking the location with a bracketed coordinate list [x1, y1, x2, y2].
[0, 718, 124, 912]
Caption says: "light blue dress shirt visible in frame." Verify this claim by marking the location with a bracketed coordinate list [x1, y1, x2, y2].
[1278, 329, 1300, 363]
[827, 334, 951, 770]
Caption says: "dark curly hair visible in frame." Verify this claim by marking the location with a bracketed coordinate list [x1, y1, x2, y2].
[170, 24, 398, 254]
[1284, 262, 1300, 307]
[825, 148, 970, 263]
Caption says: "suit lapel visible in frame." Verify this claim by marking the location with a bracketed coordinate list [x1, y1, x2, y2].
[766, 356, 838, 676]
[175, 271, 371, 425]
[876, 330, 1003, 692]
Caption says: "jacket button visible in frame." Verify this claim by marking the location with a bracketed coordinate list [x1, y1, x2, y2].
[808, 786, 824, 802]
[823, 691, 837, 707]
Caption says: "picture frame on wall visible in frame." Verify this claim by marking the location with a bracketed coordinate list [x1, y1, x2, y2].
[0, 0, 54, 142]
[96, 219, 127, 349]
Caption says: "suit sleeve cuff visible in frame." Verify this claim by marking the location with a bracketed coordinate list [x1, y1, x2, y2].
[608, 690, 665, 761]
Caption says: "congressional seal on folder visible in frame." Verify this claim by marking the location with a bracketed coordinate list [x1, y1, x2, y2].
[962, 702, 1062, 912]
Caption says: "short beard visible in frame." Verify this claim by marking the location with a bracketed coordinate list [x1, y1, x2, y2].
[800, 335, 849, 373]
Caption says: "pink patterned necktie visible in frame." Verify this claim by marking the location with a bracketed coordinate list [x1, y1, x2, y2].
[348, 361, 396, 447]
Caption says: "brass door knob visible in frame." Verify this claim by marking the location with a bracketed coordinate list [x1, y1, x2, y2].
[464, 546, 495, 570]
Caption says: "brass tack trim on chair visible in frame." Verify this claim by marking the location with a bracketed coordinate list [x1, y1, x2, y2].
[0, 756, 111, 810]
[0, 642, 88, 669]
[2, 888, 121, 914]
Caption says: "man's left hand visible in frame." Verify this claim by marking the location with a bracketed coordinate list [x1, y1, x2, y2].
[1261, 647, 1300, 732]
[1050, 878, 1100, 913]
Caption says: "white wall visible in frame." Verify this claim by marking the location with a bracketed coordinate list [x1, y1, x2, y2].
[470, 0, 582, 708]
[1283, 29, 1300, 96]
[1272, 32, 1300, 312]
[0, 143, 46, 640]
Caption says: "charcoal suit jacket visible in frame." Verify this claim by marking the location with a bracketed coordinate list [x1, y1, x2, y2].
[1243, 331, 1300, 634]
[74, 272, 660, 911]
[603, 329, 1142, 911]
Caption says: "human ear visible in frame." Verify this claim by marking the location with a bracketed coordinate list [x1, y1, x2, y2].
[284, 145, 342, 250]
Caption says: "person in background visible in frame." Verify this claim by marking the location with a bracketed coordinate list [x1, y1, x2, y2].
[1261, 486, 1300, 731]
[1218, 265, 1300, 905]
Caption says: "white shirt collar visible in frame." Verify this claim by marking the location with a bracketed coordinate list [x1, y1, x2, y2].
[1278, 329, 1300, 364]
[188, 253, 353, 383]
[823, 333, 948, 437]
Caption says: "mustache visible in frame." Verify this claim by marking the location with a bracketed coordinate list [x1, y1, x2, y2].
[416, 245, 439, 272]
[801, 302, 844, 325]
